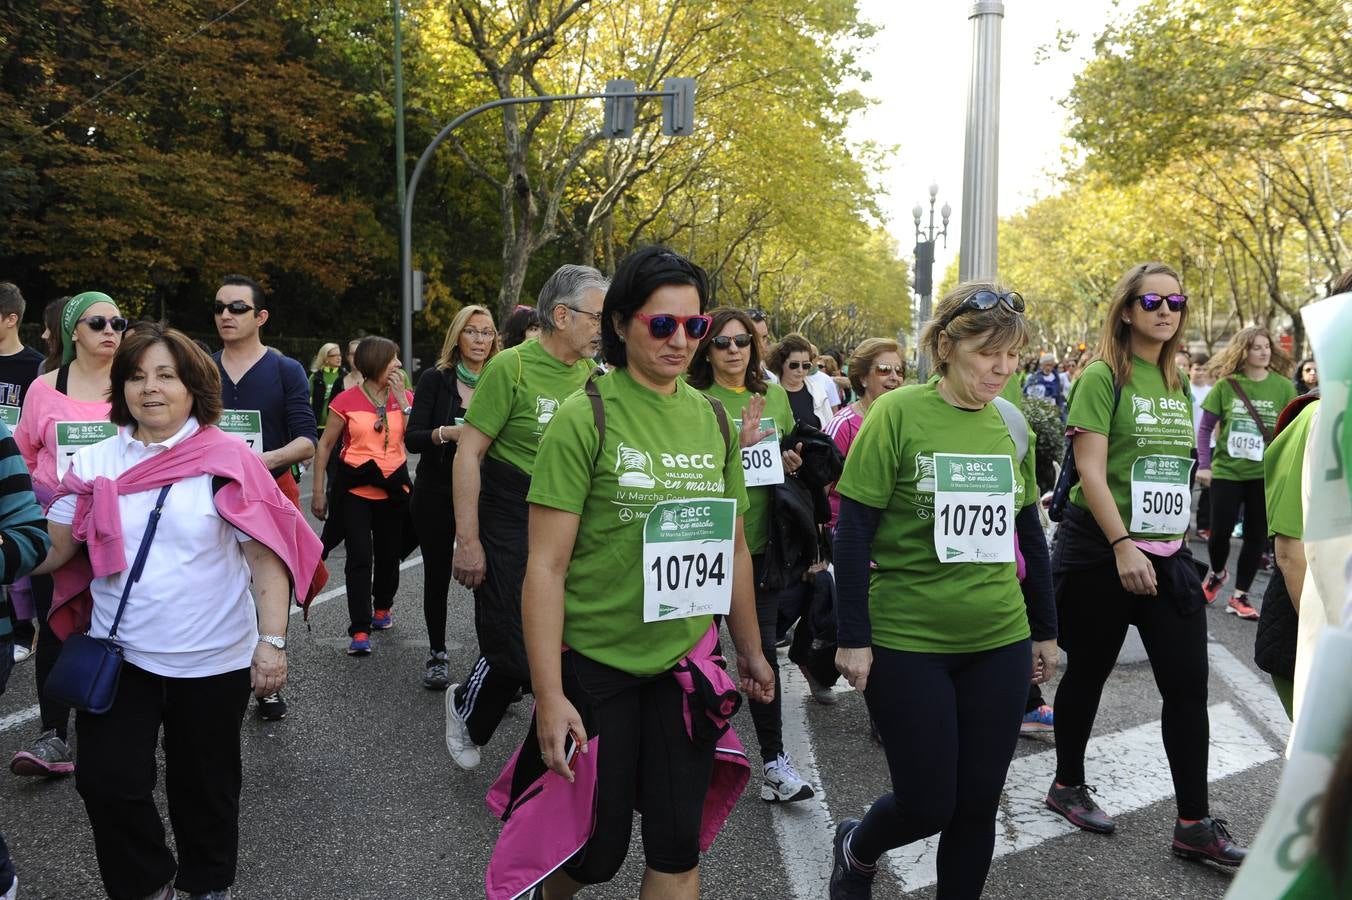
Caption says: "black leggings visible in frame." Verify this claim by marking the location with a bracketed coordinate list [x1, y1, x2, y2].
[850, 640, 1030, 899]
[410, 486, 454, 653]
[747, 554, 803, 764]
[1207, 477, 1267, 592]
[1053, 558, 1210, 819]
[32, 574, 71, 740]
[342, 493, 404, 635]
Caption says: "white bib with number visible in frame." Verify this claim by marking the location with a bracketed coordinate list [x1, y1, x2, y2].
[642, 497, 735, 622]
[1129, 454, 1193, 534]
[218, 409, 264, 451]
[0, 404, 18, 428]
[734, 417, 784, 487]
[1227, 416, 1265, 462]
[932, 453, 1015, 564]
[55, 421, 119, 480]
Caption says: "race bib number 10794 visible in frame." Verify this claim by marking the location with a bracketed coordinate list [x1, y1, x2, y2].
[642, 498, 736, 622]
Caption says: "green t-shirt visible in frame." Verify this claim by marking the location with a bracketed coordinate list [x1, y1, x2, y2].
[999, 375, 1024, 405]
[528, 368, 749, 676]
[698, 381, 794, 555]
[1266, 399, 1318, 540]
[834, 382, 1037, 654]
[1067, 358, 1195, 540]
[1202, 372, 1297, 482]
[464, 339, 598, 476]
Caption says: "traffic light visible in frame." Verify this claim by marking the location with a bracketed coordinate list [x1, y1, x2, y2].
[662, 77, 695, 136]
[603, 79, 636, 138]
[913, 241, 934, 296]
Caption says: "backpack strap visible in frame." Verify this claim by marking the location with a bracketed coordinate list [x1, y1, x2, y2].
[584, 372, 732, 470]
[992, 396, 1029, 464]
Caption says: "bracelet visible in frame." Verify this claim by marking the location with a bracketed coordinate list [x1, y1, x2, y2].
[1110, 534, 1132, 548]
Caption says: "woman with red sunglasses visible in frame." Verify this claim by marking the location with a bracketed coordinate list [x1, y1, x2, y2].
[502, 247, 774, 899]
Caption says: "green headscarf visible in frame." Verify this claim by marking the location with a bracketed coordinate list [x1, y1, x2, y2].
[61, 291, 119, 365]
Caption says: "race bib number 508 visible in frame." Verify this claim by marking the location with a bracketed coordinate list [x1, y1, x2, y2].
[642, 498, 736, 622]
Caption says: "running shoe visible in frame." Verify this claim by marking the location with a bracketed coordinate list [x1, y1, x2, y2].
[137, 884, 174, 900]
[830, 818, 876, 899]
[444, 684, 481, 770]
[185, 891, 232, 899]
[257, 692, 287, 721]
[800, 665, 837, 705]
[10, 729, 75, 777]
[1226, 595, 1259, 620]
[761, 751, 814, 802]
[1020, 704, 1055, 735]
[1, 875, 16, 900]
[371, 609, 393, 631]
[1195, 528, 1211, 541]
[1045, 781, 1116, 834]
[423, 651, 451, 690]
[1202, 570, 1228, 605]
[347, 632, 372, 656]
[1233, 522, 1244, 538]
[1171, 817, 1247, 866]
[11, 643, 32, 664]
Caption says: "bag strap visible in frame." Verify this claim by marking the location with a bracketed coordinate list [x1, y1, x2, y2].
[1225, 377, 1273, 444]
[106, 484, 172, 641]
[584, 372, 731, 470]
[56, 364, 70, 396]
[991, 396, 1029, 464]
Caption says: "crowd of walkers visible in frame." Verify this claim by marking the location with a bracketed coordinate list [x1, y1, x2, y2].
[0, 252, 1347, 900]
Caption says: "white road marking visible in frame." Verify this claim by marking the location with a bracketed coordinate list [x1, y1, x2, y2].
[772, 664, 839, 900]
[1207, 637, 1291, 747]
[885, 701, 1278, 892]
[0, 556, 427, 733]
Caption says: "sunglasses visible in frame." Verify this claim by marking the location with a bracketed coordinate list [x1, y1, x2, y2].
[939, 290, 1026, 331]
[710, 333, 753, 350]
[213, 300, 257, 316]
[872, 364, 902, 375]
[78, 315, 129, 333]
[1135, 293, 1188, 312]
[746, 308, 766, 322]
[634, 313, 712, 340]
[785, 361, 812, 371]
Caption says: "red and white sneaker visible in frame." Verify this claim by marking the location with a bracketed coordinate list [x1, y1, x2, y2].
[1202, 570, 1228, 605]
[1226, 595, 1259, 620]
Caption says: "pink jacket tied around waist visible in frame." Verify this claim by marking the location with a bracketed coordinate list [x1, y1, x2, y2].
[483, 625, 750, 900]
[47, 425, 326, 640]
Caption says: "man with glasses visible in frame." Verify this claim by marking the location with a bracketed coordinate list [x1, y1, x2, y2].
[212, 274, 319, 722]
[444, 264, 608, 770]
[747, 309, 778, 383]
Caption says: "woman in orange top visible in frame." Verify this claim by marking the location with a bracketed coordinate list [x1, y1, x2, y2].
[312, 337, 415, 655]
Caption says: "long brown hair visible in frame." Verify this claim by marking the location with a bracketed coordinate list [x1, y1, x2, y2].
[1093, 262, 1187, 392]
[1206, 325, 1294, 380]
[687, 307, 766, 393]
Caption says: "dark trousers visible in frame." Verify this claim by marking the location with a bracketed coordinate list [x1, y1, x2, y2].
[1053, 559, 1210, 819]
[75, 663, 251, 900]
[851, 641, 1030, 899]
[411, 486, 454, 654]
[1196, 486, 1212, 530]
[32, 574, 71, 740]
[748, 553, 799, 763]
[342, 493, 404, 635]
[452, 655, 526, 747]
[1207, 477, 1267, 592]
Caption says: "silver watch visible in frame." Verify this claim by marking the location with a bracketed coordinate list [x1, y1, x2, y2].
[257, 634, 287, 650]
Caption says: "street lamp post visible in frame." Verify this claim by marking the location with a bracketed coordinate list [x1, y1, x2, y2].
[958, 0, 1004, 281]
[913, 183, 951, 381]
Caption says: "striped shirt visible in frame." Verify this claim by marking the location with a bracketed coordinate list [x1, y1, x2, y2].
[0, 419, 51, 642]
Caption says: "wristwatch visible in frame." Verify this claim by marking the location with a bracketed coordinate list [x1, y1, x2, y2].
[258, 634, 287, 650]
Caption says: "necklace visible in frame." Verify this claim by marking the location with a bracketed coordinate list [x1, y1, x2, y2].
[456, 361, 481, 388]
[361, 381, 391, 450]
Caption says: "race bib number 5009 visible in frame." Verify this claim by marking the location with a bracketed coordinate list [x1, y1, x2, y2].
[642, 498, 736, 622]
[932, 453, 1015, 564]
[1129, 455, 1193, 534]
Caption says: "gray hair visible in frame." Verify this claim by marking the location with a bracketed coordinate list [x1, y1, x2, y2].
[537, 264, 610, 333]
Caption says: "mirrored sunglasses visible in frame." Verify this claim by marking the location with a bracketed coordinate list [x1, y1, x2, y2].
[1135, 293, 1188, 312]
[710, 333, 753, 350]
[634, 313, 712, 340]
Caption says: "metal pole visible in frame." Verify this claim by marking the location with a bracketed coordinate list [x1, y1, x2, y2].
[959, 1, 1004, 282]
[400, 89, 676, 367]
[393, 0, 411, 368]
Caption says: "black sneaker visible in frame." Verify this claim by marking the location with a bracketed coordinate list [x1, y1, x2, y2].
[1172, 817, 1247, 867]
[422, 652, 450, 690]
[1045, 781, 1116, 834]
[257, 692, 287, 721]
[830, 818, 875, 899]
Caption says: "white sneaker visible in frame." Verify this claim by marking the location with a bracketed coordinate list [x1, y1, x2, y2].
[12, 645, 31, 664]
[762, 751, 814, 802]
[2, 874, 16, 900]
[444, 684, 481, 770]
[800, 666, 837, 705]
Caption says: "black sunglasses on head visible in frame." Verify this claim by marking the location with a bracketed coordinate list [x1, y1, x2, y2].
[213, 300, 257, 316]
[938, 290, 1025, 331]
[710, 333, 753, 350]
[746, 308, 766, 322]
[78, 315, 129, 333]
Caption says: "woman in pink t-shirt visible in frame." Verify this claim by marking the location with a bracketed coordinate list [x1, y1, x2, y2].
[824, 338, 904, 529]
[10, 290, 124, 779]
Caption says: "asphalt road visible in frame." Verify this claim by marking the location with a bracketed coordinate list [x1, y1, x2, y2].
[1, 517, 1287, 899]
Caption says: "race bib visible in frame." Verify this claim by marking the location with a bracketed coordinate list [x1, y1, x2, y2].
[734, 417, 784, 488]
[1227, 416, 1265, 462]
[932, 453, 1015, 564]
[1129, 454, 1193, 534]
[219, 409, 264, 451]
[0, 404, 18, 428]
[55, 421, 118, 479]
[642, 498, 735, 622]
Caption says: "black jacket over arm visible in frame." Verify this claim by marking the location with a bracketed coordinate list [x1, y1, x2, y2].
[405, 365, 465, 495]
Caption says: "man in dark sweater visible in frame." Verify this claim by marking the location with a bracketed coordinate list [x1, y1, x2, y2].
[211, 274, 319, 721]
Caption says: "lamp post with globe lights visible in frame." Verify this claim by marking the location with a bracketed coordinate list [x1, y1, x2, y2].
[913, 183, 951, 380]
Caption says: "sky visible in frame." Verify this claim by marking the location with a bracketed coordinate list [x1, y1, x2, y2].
[847, 0, 1144, 283]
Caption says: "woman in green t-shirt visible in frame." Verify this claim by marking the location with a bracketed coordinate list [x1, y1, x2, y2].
[829, 282, 1059, 900]
[512, 247, 773, 899]
[1047, 262, 1247, 866]
[1197, 326, 1296, 618]
[687, 307, 815, 804]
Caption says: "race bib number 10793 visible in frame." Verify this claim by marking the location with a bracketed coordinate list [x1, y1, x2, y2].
[932, 453, 1015, 564]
